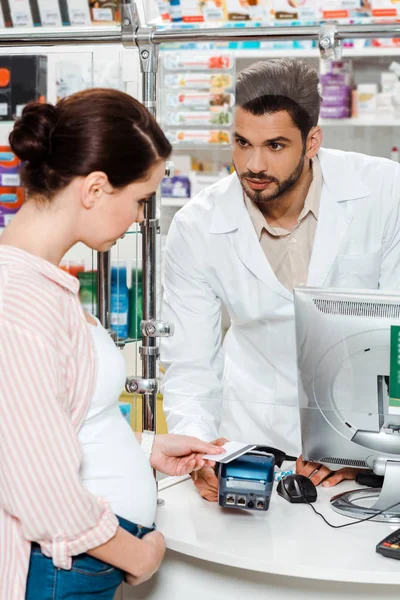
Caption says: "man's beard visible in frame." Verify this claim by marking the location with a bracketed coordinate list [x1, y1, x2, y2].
[238, 152, 306, 205]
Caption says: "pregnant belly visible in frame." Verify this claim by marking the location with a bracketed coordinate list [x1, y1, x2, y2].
[79, 408, 157, 527]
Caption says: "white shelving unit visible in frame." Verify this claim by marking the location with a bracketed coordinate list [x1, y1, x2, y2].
[234, 46, 400, 59]
[320, 118, 400, 126]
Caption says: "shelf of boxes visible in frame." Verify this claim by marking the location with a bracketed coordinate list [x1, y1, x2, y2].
[233, 47, 400, 59]
[320, 118, 400, 126]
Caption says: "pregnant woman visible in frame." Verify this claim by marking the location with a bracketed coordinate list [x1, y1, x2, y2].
[0, 88, 223, 600]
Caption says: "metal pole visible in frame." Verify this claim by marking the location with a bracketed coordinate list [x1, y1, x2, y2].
[140, 41, 160, 434]
[151, 22, 400, 44]
[97, 251, 111, 329]
[0, 25, 121, 46]
[0, 21, 400, 48]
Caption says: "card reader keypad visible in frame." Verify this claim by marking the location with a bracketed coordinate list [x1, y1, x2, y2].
[376, 529, 400, 560]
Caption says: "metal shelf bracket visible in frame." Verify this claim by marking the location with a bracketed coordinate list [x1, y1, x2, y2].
[319, 22, 343, 61]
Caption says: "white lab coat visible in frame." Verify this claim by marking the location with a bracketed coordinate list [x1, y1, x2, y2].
[160, 148, 400, 457]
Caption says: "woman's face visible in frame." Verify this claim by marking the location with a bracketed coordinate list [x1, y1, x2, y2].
[82, 160, 166, 252]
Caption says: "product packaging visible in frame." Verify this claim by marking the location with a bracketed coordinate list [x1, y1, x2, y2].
[199, 0, 227, 21]
[59, 0, 91, 24]
[320, 60, 353, 119]
[163, 54, 233, 71]
[161, 175, 191, 198]
[6, 0, 34, 26]
[0, 56, 48, 121]
[0, 0, 7, 26]
[322, 86, 351, 107]
[381, 72, 398, 94]
[165, 72, 233, 90]
[78, 270, 98, 316]
[273, 0, 318, 21]
[110, 260, 129, 340]
[156, 0, 171, 20]
[36, 0, 62, 25]
[0, 147, 24, 229]
[351, 89, 358, 118]
[89, 0, 119, 22]
[167, 129, 232, 144]
[225, 0, 273, 21]
[119, 402, 131, 425]
[320, 105, 351, 119]
[178, 0, 203, 21]
[377, 93, 394, 119]
[69, 260, 85, 278]
[391, 146, 399, 162]
[371, 0, 400, 18]
[320, 0, 371, 20]
[166, 110, 232, 126]
[166, 91, 235, 110]
[357, 83, 378, 118]
[129, 266, 142, 341]
[170, 0, 183, 20]
[55, 56, 92, 101]
[12, 56, 47, 119]
[0, 60, 11, 121]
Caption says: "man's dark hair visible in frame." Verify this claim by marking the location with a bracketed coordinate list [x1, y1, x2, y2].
[236, 58, 322, 141]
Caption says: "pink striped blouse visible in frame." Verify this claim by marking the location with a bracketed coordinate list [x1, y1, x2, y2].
[0, 245, 119, 600]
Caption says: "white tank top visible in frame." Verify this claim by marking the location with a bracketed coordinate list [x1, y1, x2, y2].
[78, 320, 157, 527]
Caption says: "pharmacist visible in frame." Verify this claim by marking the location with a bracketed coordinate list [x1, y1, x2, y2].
[160, 58, 400, 501]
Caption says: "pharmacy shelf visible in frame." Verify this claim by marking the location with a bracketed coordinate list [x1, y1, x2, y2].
[0, 123, 12, 146]
[320, 117, 400, 126]
[234, 46, 400, 59]
[161, 197, 190, 208]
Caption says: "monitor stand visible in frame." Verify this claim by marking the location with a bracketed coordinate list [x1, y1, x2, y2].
[330, 460, 400, 522]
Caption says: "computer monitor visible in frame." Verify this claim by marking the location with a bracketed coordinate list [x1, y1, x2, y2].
[294, 287, 400, 522]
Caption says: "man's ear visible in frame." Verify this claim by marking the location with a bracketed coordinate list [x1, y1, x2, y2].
[305, 126, 323, 160]
[80, 172, 109, 210]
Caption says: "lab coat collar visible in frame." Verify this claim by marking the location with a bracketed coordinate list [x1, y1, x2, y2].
[209, 173, 247, 234]
[318, 147, 370, 201]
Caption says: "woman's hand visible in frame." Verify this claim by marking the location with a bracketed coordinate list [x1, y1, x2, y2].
[124, 531, 166, 586]
[150, 434, 225, 476]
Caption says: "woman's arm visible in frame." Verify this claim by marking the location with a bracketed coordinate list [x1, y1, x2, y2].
[134, 432, 225, 475]
[87, 527, 166, 583]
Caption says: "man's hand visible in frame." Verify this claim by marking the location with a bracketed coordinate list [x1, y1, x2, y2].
[124, 531, 166, 586]
[191, 438, 228, 502]
[150, 434, 225, 477]
[296, 455, 361, 487]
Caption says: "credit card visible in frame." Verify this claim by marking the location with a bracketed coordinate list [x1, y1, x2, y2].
[203, 441, 256, 464]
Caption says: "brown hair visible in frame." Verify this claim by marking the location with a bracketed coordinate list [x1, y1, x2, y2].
[236, 59, 322, 141]
[9, 88, 172, 199]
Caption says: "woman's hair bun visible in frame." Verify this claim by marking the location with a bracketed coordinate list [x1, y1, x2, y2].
[9, 102, 58, 164]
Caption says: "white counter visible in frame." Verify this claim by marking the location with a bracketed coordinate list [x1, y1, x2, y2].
[122, 476, 400, 600]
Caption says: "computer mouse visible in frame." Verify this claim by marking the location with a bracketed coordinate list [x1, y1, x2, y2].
[276, 474, 317, 504]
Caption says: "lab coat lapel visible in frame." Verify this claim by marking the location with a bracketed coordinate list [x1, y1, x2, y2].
[307, 148, 370, 287]
[210, 173, 292, 300]
[234, 208, 293, 300]
[307, 183, 352, 287]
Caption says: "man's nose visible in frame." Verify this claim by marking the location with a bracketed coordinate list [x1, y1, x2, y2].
[247, 148, 267, 175]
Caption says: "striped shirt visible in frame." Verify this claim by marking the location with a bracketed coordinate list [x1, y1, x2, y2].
[0, 245, 118, 600]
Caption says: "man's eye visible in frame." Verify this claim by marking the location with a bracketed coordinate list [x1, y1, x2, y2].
[269, 143, 284, 151]
[236, 138, 249, 148]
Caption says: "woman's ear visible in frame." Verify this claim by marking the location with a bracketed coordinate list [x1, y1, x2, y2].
[80, 172, 109, 210]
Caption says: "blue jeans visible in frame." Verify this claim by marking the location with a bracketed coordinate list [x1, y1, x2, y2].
[25, 516, 155, 600]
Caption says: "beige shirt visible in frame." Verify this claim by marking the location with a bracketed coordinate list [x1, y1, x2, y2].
[244, 156, 323, 292]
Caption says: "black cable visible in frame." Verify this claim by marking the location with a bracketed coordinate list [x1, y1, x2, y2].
[305, 498, 400, 529]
